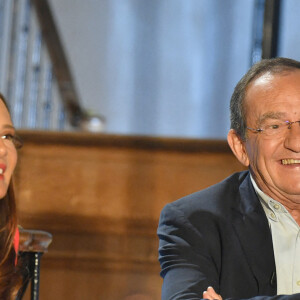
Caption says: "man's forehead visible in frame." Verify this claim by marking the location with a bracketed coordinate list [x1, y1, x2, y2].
[251, 69, 300, 87]
[251, 71, 274, 87]
[246, 70, 300, 102]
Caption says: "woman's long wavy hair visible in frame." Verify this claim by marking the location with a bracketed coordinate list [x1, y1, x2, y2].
[0, 94, 22, 299]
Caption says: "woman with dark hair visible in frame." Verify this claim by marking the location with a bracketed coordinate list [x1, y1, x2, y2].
[0, 93, 23, 299]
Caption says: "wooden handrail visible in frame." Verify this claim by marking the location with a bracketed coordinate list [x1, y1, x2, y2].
[18, 130, 231, 153]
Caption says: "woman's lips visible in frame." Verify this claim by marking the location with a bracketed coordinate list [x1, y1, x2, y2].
[0, 164, 6, 176]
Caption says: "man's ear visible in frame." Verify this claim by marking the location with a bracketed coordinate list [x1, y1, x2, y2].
[227, 129, 250, 167]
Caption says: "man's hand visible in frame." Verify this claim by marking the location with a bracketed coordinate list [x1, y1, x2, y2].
[203, 286, 222, 300]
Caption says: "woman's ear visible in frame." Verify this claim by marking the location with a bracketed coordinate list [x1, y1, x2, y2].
[227, 129, 250, 167]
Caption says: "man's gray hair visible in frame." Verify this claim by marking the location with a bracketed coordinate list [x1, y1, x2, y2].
[230, 57, 300, 140]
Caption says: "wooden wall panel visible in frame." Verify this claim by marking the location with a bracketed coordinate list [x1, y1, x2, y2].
[14, 131, 245, 300]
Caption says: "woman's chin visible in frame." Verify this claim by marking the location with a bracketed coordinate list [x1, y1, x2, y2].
[0, 185, 8, 199]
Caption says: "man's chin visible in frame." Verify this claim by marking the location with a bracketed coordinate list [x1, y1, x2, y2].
[279, 185, 300, 201]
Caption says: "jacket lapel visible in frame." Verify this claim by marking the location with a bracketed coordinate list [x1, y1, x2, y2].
[232, 173, 276, 294]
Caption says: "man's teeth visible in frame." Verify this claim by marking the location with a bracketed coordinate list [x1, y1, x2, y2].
[282, 159, 300, 165]
[0, 169, 3, 174]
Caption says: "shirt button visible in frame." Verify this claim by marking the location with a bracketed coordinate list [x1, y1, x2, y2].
[274, 204, 280, 210]
[297, 280, 300, 286]
[270, 212, 275, 219]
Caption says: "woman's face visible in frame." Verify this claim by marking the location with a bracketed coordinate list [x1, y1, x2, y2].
[0, 99, 17, 198]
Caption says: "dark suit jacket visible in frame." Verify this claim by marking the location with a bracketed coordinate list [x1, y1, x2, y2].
[157, 171, 300, 300]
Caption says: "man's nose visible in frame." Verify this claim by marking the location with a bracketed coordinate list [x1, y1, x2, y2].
[284, 123, 300, 152]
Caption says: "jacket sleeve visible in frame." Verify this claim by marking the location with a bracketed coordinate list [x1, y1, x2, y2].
[157, 202, 220, 299]
[157, 203, 300, 300]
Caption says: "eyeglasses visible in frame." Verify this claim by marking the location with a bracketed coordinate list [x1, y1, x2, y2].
[247, 120, 300, 138]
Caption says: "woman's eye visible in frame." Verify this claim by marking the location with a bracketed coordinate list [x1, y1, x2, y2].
[1, 134, 14, 140]
[0, 134, 23, 149]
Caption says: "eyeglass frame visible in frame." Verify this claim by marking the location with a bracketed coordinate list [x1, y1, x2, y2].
[246, 120, 300, 136]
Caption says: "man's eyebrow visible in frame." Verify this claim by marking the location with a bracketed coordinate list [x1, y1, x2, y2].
[258, 112, 286, 123]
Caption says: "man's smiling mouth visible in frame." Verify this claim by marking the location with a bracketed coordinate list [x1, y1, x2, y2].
[281, 159, 300, 165]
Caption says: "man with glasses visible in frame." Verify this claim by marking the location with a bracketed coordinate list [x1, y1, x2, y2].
[157, 57, 300, 300]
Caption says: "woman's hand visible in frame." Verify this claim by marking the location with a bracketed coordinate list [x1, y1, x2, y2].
[203, 286, 222, 300]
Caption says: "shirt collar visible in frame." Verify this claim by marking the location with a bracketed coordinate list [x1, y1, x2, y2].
[250, 174, 288, 222]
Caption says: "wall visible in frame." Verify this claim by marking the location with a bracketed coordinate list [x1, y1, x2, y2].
[47, 0, 254, 138]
